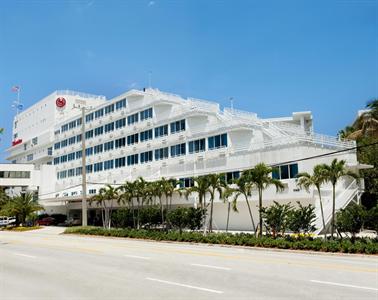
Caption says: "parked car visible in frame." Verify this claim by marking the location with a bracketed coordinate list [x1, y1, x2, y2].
[0, 216, 16, 227]
[37, 217, 55, 226]
[64, 218, 81, 226]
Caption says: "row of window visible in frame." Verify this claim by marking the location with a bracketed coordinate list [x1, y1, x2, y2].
[54, 134, 228, 165]
[54, 117, 185, 150]
[272, 163, 299, 180]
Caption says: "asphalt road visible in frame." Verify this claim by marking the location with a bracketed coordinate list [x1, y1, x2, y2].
[0, 227, 377, 300]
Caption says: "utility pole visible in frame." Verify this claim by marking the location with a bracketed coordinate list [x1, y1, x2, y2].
[81, 107, 88, 226]
[74, 101, 88, 227]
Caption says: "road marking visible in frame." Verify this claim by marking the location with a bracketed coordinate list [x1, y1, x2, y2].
[310, 280, 378, 291]
[146, 277, 224, 294]
[14, 253, 36, 259]
[124, 254, 150, 260]
[190, 263, 230, 271]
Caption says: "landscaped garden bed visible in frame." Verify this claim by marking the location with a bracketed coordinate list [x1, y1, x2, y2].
[64, 226, 378, 255]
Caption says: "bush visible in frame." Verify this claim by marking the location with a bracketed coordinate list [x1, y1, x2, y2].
[260, 201, 292, 237]
[336, 202, 367, 239]
[139, 206, 162, 228]
[64, 227, 378, 254]
[287, 202, 316, 234]
[112, 209, 134, 228]
[365, 205, 378, 232]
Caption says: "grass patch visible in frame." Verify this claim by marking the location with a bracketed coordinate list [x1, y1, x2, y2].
[1, 226, 42, 232]
[64, 227, 378, 255]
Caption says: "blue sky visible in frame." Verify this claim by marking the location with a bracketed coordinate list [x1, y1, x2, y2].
[0, 0, 377, 162]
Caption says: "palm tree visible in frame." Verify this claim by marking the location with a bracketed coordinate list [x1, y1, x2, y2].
[90, 184, 118, 228]
[229, 174, 256, 232]
[117, 181, 137, 228]
[223, 186, 239, 232]
[243, 163, 284, 237]
[185, 175, 211, 230]
[296, 165, 327, 238]
[0, 193, 43, 225]
[320, 159, 359, 239]
[150, 179, 165, 224]
[207, 173, 226, 232]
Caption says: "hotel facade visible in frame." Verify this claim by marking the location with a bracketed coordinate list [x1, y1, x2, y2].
[5, 88, 365, 232]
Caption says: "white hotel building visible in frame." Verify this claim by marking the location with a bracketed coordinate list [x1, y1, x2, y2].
[5, 88, 365, 232]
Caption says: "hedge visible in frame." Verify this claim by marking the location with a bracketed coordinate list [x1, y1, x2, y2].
[64, 227, 378, 254]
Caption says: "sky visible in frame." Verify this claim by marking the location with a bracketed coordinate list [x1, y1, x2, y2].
[0, 0, 377, 162]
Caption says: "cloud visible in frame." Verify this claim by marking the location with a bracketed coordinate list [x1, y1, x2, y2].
[148, 1, 155, 7]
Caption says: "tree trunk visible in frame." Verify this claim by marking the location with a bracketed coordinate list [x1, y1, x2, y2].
[317, 189, 327, 240]
[244, 194, 256, 232]
[137, 197, 140, 229]
[258, 189, 263, 237]
[331, 185, 336, 239]
[226, 202, 231, 233]
[131, 199, 136, 228]
[159, 197, 164, 225]
[208, 193, 214, 232]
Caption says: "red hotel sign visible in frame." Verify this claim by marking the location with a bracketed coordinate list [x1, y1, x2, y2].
[56, 97, 66, 108]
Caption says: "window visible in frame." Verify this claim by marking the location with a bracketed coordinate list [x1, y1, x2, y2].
[60, 155, 67, 163]
[127, 154, 138, 166]
[188, 138, 205, 154]
[155, 147, 168, 160]
[89, 189, 97, 194]
[85, 130, 93, 139]
[170, 143, 186, 157]
[94, 144, 103, 154]
[140, 129, 153, 142]
[54, 142, 61, 150]
[27, 154, 33, 161]
[115, 118, 126, 129]
[76, 134, 82, 143]
[61, 139, 68, 148]
[68, 153, 75, 161]
[140, 107, 153, 121]
[94, 162, 103, 172]
[69, 120, 76, 129]
[155, 124, 168, 138]
[76, 118, 82, 126]
[59, 170, 67, 179]
[76, 150, 82, 159]
[105, 104, 114, 115]
[61, 124, 69, 132]
[75, 167, 82, 176]
[85, 147, 93, 156]
[115, 157, 126, 168]
[105, 122, 114, 133]
[86, 113, 94, 123]
[95, 108, 104, 119]
[272, 163, 298, 180]
[104, 159, 114, 170]
[116, 98, 126, 110]
[0, 171, 30, 179]
[104, 141, 114, 151]
[86, 165, 93, 173]
[170, 119, 185, 134]
[226, 171, 240, 183]
[208, 133, 227, 150]
[32, 137, 38, 145]
[179, 178, 194, 188]
[54, 157, 60, 165]
[127, 113, 139, 125]
[140, 151, 153, 163]
[68, 169, 75, 177]
[94, 126, 103, 136]
[127, 133, 138, 145]
[115, 137, 126, 148]
[69, 136, 76, 145]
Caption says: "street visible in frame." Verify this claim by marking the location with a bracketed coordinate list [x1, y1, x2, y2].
[0, 227, 377, 300]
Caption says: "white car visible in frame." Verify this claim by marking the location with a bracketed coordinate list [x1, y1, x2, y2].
[0, 216, 16, 227]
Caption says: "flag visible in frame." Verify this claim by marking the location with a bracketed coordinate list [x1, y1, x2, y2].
[0, 128, 4, 134]
[11, 86, 20, 92]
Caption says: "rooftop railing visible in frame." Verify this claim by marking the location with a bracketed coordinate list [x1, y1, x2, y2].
[55, 90, 106, 100]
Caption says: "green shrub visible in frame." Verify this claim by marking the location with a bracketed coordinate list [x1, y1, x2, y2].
[336, 202, 367, 239]
[64, 227, 378, 254]
[287, 202, 316, 234]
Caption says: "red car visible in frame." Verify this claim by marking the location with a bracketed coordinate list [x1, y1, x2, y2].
[37, 217, 55, 226]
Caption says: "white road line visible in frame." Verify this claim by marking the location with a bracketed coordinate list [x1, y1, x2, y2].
[146, 277, 224, 294]
[14, 253, 36, 259]
[123, 254, 150, 260]
[310, 280, 378, 291]
[190, 263, 231, 271]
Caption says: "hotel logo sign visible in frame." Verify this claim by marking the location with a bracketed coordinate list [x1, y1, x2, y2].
[56, 97, 66, 109]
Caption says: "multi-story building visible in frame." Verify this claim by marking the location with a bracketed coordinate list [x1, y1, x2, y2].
[6, 88, 366, 232]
